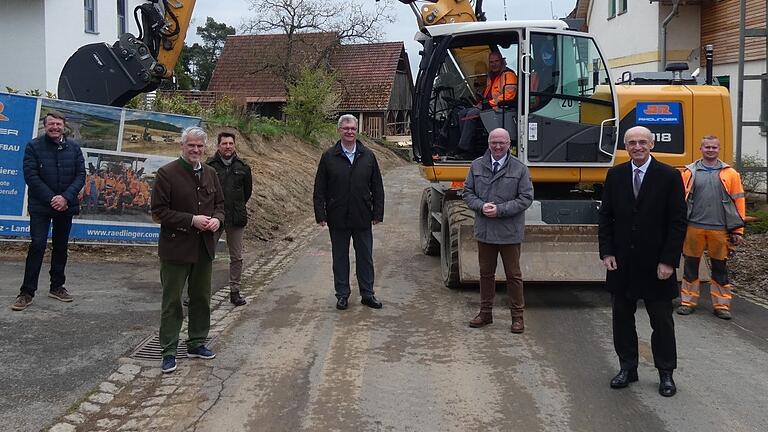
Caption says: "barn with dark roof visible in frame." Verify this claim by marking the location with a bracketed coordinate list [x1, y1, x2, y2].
[208, 33, 414, 138]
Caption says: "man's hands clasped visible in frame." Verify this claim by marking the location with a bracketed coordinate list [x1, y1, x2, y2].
[51, 195, 68, 212]
[192, 215, 220, 232]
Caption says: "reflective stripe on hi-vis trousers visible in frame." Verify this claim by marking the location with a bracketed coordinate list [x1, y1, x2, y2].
[680, 278, 701, 307]
[710, 280, 732, 311]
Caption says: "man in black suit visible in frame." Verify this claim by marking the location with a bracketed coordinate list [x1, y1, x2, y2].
[598, 126, 686, 397]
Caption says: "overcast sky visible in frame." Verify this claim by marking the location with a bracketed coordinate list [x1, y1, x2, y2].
[187, 0, 577, 74]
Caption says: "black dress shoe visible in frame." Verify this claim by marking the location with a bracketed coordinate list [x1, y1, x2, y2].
[336, 297, 349, 310]
[610, 369, 639, 389]
[658, 370, 676, 397]
[361, 296, 382, 309]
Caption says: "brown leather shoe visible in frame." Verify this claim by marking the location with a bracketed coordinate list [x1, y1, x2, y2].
[469, 312, 493, 328]
[510, 316, 524, 333]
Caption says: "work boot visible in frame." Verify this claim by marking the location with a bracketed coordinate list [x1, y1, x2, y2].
[230, 291, 246, 306]
[676, 305, 694, 315]
[510, 316, 524, 334]
[469, 311, 493, 328]
[713, 309, 732, 320]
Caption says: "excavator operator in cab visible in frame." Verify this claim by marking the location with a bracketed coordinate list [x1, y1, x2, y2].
[449, 51, 518, 159]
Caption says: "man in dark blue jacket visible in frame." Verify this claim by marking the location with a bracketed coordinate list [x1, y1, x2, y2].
[313, 115, 385, 310]
[12, 112, 86, 311]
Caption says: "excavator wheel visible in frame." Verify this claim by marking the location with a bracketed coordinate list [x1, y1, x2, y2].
[420, 187, 440, 256]
[440, 199, 475, 288]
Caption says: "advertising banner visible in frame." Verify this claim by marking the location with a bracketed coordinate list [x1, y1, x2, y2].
[0, 92, 201, 244]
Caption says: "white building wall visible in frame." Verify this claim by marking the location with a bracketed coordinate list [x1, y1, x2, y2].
[661, 5, 702, 71]
[589, 2, 701, 80]
[0, 0, 46, 92]
[588, 0, 659, 74]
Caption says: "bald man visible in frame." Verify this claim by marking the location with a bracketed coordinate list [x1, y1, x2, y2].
[598, 126, 686, 397]
[463, 128, 533, 334]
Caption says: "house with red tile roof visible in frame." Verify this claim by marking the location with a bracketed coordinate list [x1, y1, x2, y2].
[208, 32, 414, 138]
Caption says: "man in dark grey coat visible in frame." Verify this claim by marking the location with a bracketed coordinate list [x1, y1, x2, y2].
[207, 131, 252, 306]
[598, 126, 686, 397]
[463, 128, 533, 333]
[313, 114, 385, 311]
[12, 111, 85, 311]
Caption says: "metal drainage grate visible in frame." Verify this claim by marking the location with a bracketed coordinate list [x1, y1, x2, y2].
[130, 335, 215, 360]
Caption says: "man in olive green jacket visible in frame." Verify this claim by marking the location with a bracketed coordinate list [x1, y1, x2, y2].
[151, 126, 225, 374]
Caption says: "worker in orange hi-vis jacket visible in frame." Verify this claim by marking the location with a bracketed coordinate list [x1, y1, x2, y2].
[678, 135, 746, 320]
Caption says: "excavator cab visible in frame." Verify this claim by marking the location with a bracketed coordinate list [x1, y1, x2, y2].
[414, 22, 618, 175]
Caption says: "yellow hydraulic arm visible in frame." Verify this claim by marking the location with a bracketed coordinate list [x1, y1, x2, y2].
[150, 0, 197, 79]
[398, 0, 483, 29]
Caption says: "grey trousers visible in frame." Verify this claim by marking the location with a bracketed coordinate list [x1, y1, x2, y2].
[329, 227, 375, 299]
[215, 225, 245, 292]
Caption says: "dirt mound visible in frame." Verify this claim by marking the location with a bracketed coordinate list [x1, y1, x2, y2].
[728, 233, 768, 299]
[211, 129, 407, 247]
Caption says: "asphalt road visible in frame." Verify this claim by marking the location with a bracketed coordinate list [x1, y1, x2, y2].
[3, 164, 768, 432]
[0, 250, 230, 432]
[184, 165, 768, 432]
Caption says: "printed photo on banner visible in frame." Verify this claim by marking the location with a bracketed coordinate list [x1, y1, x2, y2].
[39, 99, 122, 151]
[122, 110, 201, 156]
[77, 149, 175, 224]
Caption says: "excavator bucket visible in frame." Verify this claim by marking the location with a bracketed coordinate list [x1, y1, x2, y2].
[458, 224, 606, 283]
[58, 37, 158, 107]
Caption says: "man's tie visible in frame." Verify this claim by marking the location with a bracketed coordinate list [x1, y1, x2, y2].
[492, 161, 499, 175]
[194, 167, 202, 180]
[633, 168, 642, 198]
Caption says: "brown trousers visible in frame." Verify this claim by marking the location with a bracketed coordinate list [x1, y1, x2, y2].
[478, 241, 524, 317]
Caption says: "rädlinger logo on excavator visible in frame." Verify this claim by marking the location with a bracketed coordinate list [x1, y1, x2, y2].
[643, 104, 673, 115]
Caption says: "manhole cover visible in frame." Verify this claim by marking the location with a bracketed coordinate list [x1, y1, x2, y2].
[130, 335, 215, 360]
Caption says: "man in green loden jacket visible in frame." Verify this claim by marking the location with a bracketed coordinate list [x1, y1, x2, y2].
[151, 126, 225, 374]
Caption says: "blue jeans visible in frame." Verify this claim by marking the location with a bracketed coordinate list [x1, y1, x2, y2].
[20, 213, 73, 296]
[329, 227, 375, 299]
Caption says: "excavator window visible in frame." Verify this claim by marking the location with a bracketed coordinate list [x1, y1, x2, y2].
[526, 32, 616, 164]
[425, 32, 521, 160]
[413, 29, 618, 168]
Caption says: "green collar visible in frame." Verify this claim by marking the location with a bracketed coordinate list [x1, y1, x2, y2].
[177, 157, 199, 173]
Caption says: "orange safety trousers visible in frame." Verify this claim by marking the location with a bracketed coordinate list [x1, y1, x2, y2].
[681, 226, 732, 310]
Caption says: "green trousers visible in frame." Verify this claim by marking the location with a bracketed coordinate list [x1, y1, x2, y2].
[159, 241, 212, 357]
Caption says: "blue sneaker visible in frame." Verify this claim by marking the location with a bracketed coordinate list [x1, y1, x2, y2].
[187, 345, 216, 359]
[161, 355, 177, 374]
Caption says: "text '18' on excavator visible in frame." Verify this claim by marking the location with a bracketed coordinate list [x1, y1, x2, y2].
[58, 0, 196, 107]
[400, 0, 732, 286]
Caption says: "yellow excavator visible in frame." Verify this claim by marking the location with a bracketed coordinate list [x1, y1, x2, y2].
[400, 0, 732, 286]
[58, 0, 196, 107]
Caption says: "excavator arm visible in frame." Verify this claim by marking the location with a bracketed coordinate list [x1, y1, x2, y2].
[58, 0, 196, 107]
[397, 0, 483, 29]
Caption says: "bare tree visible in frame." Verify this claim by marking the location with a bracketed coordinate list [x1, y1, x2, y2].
[240, 0, 394, 86]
